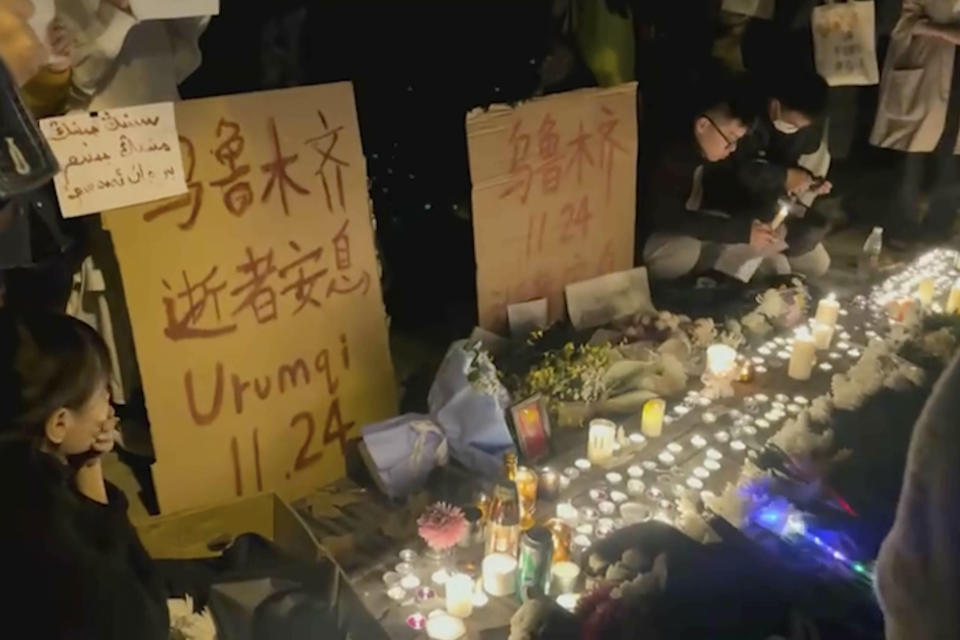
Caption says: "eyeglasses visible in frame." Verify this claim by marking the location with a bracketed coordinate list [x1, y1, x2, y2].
[702, 114, 738, 152]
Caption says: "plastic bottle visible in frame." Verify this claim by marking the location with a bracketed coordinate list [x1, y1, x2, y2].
[859, 226, 883, 279]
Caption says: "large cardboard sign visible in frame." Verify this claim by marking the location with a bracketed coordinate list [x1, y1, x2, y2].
[466, 84, 638, 332]
[103, 83, 396, 513]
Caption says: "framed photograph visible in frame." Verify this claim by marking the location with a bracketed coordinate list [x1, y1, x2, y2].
[510, 395, 551, 462]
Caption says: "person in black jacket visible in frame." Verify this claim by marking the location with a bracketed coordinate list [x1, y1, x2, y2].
[0, 309, 168, 640]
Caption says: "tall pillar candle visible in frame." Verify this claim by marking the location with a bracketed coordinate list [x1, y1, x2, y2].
[918, 277, 935, 307]
[641, 399, 665, 438]
[812, 321, 834, 350]
[788, 328, 816, 381]
[587, 419, 616, 464]
[947, 279, 960, 314]
[814, 294, 840, 327]
[445, 573, 473, 617]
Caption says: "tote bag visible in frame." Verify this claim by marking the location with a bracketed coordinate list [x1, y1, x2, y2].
[812, 0, 879, 86]
[721, 0, 775, 20]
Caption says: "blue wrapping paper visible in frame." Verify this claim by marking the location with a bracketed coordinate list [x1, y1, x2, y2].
[361, 341, 516, 497]
[428, 340, 516, 479]
[361, 415, 448, 498]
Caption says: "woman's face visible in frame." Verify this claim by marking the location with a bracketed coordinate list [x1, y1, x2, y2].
[57, 381, 116, 456]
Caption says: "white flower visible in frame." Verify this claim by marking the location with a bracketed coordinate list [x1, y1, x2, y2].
[690, 318, 717, 349]
[809, 395, 833, 423]
[741, 311, 773, 336]
[720, 319, 745, 349]
[756, 289, 787, 319]
[921, 328, 957, 362]
[769, 412, 833, 460]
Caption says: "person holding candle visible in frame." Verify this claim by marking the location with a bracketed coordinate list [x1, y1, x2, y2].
[641, 78, 832, 283]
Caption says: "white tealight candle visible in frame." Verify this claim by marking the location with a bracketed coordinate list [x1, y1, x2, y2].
[702, 411, 717, 424]
[574, 458, 592, 471]
[788, 327, 816, 381]
[556, 593, 581, 612]
[757, 346, 772, 356]
[445, 573, 473, 618]
[576, 523, 594, 536]
[730, 440, 746, 452]
[627, 479, 645, 496]
[819, 362, 833, 372]
[794, 395, 808, 405]
[426, 613, 466, 640]
[815, 293, 840, 327]
[401, 574, 422, 590]
[482, 554, 517, 597]
[598, 501, 616, 515]
[667, 442, 683, 454]
[691, 435, 708, 448]
[706, 448, 723, 460]
[755, 419, 770, 430]
[628, 433, 646, 446]
[755, 365, 768, 374]
[627, 465, 644, 478]
[715, 430, 730, 443]
[686, 477, 704, 490]
[673, 404, 690, 416]
[658, 451, 676, 465]
[704, 459, 721, 471]
[587, 419, 617, 464]
[693, 466, 710, 479]
[610, 490, 627, 503]
[786, 403, 801, 414]
[777, 350, 791, 360]
[605, 472, 623, 485]
[556, 501, 578, 522]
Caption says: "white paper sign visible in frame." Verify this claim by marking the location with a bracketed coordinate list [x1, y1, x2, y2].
[40, 102, 187, 218]
[130, 0, 219, 20]
[507, 298, 548, 337]
[565, 267, 655, 330]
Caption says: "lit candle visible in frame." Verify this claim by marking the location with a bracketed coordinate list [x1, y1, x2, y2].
[482, 554, 517, 596]
[587, 419, 616, 464]
[426, 613, 466, 640]
[947, 279, 960, 314]
[771, 203, 790, 230]
[815, 294, 840, 327]
[550, 561, 581, 595]
[812, 321, 834, 350]
[706, 343, 738, 377]
[539, 467, 560, 500]
[641, 399, 665, 438]
[556, 501, 578, 523]
[605, 472, 623, 484]
[788, 327, 816, 381]
[556, 593, 581, 612]
[918, 277, 935, 306]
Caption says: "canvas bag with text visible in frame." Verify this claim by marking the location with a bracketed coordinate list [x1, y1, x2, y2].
[721, 0, 774, 20]
[812, 0, 879, 86]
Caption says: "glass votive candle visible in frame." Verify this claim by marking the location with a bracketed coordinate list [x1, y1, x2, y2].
[570, 535, 592, 565]
[399, 548, 419, 563]
[539, 467, 560, 501]
[401, 574, 421, 590]
[416, 586, 437, 602]
[445, 573, 474, 618]
[406, 612, 427, 630]
[383, 571, 402, 587]
[515, 466, 539, 530]
[587, 418, 617, 464]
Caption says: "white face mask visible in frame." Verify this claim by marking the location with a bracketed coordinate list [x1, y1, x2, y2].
[773, 119, 800, 135]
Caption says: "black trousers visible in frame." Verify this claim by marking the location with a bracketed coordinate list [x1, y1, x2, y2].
[890, 50, 960, 235]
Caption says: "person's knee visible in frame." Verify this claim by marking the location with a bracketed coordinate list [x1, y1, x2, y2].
[789, 243, 831, 277]
[643, 234, 701, 280]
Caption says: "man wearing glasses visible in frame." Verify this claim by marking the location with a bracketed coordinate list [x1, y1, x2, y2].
[641, 84, 819, 282]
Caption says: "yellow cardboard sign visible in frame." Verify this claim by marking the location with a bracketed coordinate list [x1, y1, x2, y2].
[103, 83, 397, 513]
[466, 84, 638, 333]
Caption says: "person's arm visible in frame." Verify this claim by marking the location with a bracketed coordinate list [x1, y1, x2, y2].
[74, 458, 108, 504]
[648, 179, 755, 244]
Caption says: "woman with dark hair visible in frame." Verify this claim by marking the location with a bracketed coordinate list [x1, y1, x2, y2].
[0, 309, 168, 639]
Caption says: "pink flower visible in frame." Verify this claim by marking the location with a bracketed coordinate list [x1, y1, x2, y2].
[417, 502, 467, 552]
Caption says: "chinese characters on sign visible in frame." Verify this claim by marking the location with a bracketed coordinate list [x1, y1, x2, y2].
[40, 102, 187, 217]
[102, 83, 396, 513]
[466, 84, 638, 332]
